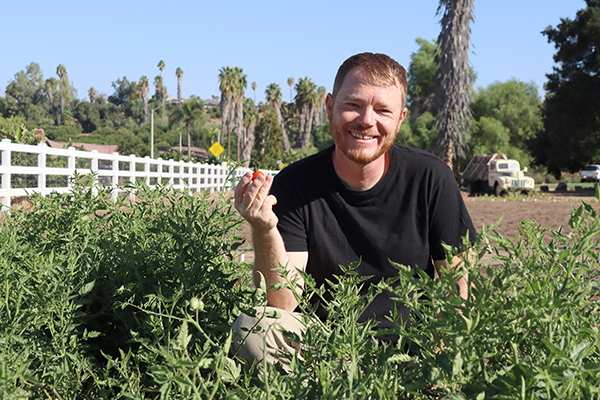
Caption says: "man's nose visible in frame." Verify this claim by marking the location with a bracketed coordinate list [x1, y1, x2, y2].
[357, 107, 376, 127]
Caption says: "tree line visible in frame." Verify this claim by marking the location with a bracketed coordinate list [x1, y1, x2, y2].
[1, 0, 598, 177]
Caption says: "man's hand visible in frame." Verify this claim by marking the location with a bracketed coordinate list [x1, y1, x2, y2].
[434, 253, 473, 301]
[234, 171, 278, 233]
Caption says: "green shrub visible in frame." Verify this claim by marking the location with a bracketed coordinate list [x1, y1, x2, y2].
[0, 175, 255, 398]
[1, 176, 599, 399]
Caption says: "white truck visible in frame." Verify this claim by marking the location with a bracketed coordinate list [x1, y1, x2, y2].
[579, 164, 600, 182]
[462, 154, 535, 196]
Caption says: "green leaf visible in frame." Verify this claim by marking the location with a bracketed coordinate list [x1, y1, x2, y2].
[570, 341, 591, 361]
[172, 375, 191, 387]
[542, 339, 566, 359]
[460, 313, 473, 334]
[263, 309, 282, 319]
[452, 350, 464, 377]
[387, 353, 413, 363]
[78, 280, 95, 296]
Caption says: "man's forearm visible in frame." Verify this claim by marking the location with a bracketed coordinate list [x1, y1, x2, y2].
[252, 227, 304, 312]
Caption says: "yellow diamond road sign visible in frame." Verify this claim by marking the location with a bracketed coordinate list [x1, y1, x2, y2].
[209, 142, 225, 157]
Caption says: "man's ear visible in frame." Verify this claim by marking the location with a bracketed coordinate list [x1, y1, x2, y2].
[396, 107, 408, 132]
[325, 93, 334, 123]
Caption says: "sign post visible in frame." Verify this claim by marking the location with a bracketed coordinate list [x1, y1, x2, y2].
[209, 142, 225, 159]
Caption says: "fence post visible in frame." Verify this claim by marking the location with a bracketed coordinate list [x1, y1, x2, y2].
[1, 139, 12, 210]
[144, 156, 151, 187]
[111, 152, 119, 201]
[129, 154, 136, 201]
[67, 146, 76, 191]
[168, 159, 174, 186]
[91, 150, 99, 197]
[38, 142, 47, 196]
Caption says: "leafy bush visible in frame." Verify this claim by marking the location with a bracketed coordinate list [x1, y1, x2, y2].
[1, 177, 599, 399]
[0, 176, 255, 398]
[43, 125, 84, 141]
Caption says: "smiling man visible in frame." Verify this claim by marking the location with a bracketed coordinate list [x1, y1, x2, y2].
[233, 52, 476, 369]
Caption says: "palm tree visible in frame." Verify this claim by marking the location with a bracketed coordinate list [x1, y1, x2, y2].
[44, 78, 59, 126]
[266, 83, 290, 151]
[176, 67, 184, 110]
[56, 64, 69, 121]
[251, 82, 257, 103]
[169, 99, 205, 160]
[139, 76, 150, 125]
[312, 86, 326, 130]
[219, 67, 235, 156]
[154, 75, 163, 101]
[154, 75, 167, 120]
[295, 77, 318, 149]
[239, 97, 257, 166]
[435, 0, 475, 169]
[158, 60, 165, 78]
[287, 77, 295, 103]
[88, 87, 96, 103]
[218, 66, 247, 159]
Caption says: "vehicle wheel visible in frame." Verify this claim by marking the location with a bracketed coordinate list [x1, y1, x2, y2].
[494, 183, 503, 197]
[467, 182, 478, 196]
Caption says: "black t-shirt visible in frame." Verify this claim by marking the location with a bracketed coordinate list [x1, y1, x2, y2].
[270, 144, 477, 339]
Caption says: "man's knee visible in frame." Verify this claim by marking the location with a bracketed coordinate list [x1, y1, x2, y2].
[231, 306, 305, 368]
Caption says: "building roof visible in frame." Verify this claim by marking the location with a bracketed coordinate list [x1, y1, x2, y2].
[46, 139, 120, 154]
[158, 146, 208, 159]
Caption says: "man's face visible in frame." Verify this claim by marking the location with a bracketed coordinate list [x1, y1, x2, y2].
[326, 67, 407, 165]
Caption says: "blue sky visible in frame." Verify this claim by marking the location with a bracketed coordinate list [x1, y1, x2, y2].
[0, 1, 583, 103]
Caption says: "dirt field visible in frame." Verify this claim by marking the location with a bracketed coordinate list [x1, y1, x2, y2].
[236, 189, 599, 263]
[462, 190, 597, 239]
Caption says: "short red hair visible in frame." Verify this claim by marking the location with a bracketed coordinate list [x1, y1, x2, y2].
[332, 52, 408, 108]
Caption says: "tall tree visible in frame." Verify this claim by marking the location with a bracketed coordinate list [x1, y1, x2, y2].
[287, 77, 295, 103]
[294, 77, 318, 149]
[154, 75, 167, 120]
[108, 77, 131, 106]
[139, 76, 150, 125]
[175, 67, 183, 110]
[251, 81, 257, 103]
[158, 60, 165, 79]
[239, 97, 257, 166]
[266, 83, 290, 151]
[531, 0, 600, 177]
[251, 105, 283, 169]
[311, 86, 326, 130]
[44, 78, 59, 126]
[218, 66, 247, 159]
[88, 87, 96, 103]
[5, 62, 45, 104]
[434, 0, 475, 169]
[465, 79, 542, 169]
[408, 37, 439, 122]
[56, 64, 70, 121]
[169, 99, 205, 160]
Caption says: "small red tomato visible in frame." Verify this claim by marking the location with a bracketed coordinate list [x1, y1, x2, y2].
[251, 171, 265, 181]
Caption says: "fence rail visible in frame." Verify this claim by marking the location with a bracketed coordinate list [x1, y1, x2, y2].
[0, 139, 277, 209]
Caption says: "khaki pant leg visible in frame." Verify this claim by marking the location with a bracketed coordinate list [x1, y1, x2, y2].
[232, 306, 306, 371]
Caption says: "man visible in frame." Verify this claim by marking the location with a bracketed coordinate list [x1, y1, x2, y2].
[233, 52, 476, 367]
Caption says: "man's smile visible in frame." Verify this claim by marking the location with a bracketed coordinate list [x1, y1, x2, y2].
[349, 131, 375, 140]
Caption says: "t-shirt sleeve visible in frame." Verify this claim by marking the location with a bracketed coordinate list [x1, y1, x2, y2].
[428, 165, 477, 260]
[270, 174, 309, 252]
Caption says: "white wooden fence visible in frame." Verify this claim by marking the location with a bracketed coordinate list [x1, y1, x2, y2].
[0, 139, 277, 210]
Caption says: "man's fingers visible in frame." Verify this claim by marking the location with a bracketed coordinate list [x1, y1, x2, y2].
[235, 173, 275, 217]
[265, 194, 278, 208]
[243, 175, 272, 206]
[234, 172, 253, 209]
